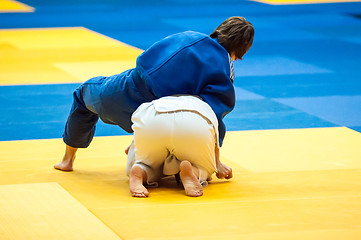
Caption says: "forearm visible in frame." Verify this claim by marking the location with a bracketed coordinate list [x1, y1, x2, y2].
[215, 146, 233, 179]
[215, 146, 221, 167]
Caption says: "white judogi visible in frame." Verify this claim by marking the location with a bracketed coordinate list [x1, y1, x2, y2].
[126, 95, 219, 187]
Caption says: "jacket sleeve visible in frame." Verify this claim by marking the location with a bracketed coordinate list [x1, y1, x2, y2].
[200, 76, 235, 147]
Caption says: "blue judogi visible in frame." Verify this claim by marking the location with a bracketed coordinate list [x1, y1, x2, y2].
[63, 31, 235, 148]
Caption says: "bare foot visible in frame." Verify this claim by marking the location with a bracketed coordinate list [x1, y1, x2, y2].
[55, 144, 77, 171]
[129, 165, 149, 198]
[180, 161, 203, 197]
[54, 156, 74, 171]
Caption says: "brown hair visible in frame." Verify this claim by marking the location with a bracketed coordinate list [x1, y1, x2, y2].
[210, 17, 254, 60]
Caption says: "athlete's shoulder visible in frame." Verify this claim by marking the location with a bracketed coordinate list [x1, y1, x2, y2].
[167, 30, 208, 39]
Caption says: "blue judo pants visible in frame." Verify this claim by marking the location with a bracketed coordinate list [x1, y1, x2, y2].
[63, 78, 103, 148]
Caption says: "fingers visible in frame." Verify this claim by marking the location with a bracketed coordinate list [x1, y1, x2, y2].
[225, 168, 233, 179]
[216, 168, 233, 179]
[216, 172, 227, 179]
[216, 162, 233, 179]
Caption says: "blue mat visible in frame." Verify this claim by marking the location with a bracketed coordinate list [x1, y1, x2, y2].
[0, 0, 360, 141]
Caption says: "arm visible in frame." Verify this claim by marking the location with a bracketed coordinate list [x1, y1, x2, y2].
[215, 146, 233, 179]
[200, 79, 235, 147]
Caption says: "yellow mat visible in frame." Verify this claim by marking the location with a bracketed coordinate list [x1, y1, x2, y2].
[0, 27, 142, 85]
[0, 0, 33, 12]
[0, 182, 122, 240]
[0, 127, 360, 239]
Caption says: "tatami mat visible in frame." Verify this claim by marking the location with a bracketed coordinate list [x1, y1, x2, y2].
[0, 0, 33, 12]
[252, 0, 361, 5]
[0, 27, 141, 85]
[1, 0, 361, 239]
[0, 182, 122, 240]
[0, 128, 360, 239]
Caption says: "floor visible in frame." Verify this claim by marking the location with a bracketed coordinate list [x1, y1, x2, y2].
[0, 0, 361, 239]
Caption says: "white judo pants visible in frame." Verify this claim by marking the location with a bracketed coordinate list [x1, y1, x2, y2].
[126, 101, 218, 187]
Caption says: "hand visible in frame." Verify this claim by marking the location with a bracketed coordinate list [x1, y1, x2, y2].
[216, 162, 233, 179]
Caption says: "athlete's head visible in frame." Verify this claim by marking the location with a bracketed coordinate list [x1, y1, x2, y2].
[210, 16, 254, 61]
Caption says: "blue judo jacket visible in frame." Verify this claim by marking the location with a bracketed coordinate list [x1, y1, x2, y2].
[96, 31, 235, 146]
